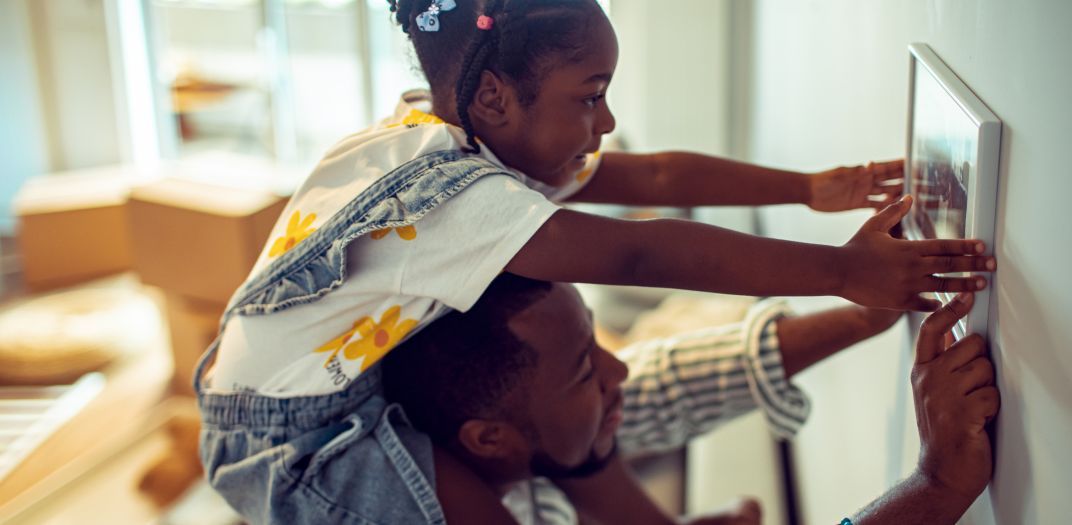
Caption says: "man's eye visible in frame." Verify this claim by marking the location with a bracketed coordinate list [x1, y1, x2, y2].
[583, 94, 604, 107]
[581, 361, 596, 382]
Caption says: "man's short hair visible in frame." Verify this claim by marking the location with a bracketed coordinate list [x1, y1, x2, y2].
[382, 273, 552, 444]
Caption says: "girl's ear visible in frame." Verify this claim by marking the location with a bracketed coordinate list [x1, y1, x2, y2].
[468, 70, 515, 128]
[457, 419, 526, 460]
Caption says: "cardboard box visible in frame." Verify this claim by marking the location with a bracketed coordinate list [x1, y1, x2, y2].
[14, 168, 136, 291]
[163, 293, 224, 397]
[128, 178, 286, 304]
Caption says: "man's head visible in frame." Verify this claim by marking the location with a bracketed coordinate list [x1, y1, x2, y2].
[382, 274, 628, 485]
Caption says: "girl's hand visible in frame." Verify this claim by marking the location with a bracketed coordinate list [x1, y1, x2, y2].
[837, 196, 995, 311]
[809, 159, 904, 212]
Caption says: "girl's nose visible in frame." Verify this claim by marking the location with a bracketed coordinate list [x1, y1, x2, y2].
[597, 104, 616, 136]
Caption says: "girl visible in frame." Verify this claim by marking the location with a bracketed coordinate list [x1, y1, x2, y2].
[196, 1, 994, 523]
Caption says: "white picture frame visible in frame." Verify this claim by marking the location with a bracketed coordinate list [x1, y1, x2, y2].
[903, 43, 1002, 340]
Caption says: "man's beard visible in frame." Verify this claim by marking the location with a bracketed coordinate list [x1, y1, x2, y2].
[528, 440, 618, 479]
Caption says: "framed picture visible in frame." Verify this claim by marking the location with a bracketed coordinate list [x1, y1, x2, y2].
[903, 43, 1002, 340]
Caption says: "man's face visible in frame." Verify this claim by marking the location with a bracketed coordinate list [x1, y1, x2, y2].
[506, 283, 629, 478]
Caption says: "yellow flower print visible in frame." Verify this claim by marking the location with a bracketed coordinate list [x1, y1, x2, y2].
[387, 108, 445, 128]
[269, 210, 317, 257]
[314, 305, 418, 372]
[575, 150, 602, 183]
[370, 225, 417, 241]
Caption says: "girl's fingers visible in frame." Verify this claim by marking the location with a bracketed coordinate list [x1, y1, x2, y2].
[924, 276, 988, 294]
[869, 195, 898, 210]
[873, 185, 904, 197]
[907, 294, 942, 313]
[923, 255, 996, 274]
[865, 196, 913, 232]
[873, 169, 905, 183]
[912, 239, 986, 255]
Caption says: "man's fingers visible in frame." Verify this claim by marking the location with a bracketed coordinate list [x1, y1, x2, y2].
[913, 239, 987, 256]
[943, 334, 987, 371]
[916, 293, 974, 363]
[956, 356, 996, 395]
[966, 386, 1001, 420]
[924, 276, 988, 294]
[865, 195, 913, 233]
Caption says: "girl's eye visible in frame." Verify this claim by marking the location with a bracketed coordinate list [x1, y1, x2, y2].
[583, 94, 605, 108]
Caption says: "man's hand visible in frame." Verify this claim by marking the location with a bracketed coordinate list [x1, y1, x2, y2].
[680, 497, 761, 525]
[808, 160, 904, 212]
[838, 196, 995, 311]
[912, 292, 1000, 502]
[848, 294, 999, 524]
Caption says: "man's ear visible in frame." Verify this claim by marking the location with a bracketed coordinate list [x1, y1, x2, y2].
[457, 419, 525, 460]
[467, 70, 515, 129]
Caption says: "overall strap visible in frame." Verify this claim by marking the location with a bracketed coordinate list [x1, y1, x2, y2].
[194, 149, 517, 394]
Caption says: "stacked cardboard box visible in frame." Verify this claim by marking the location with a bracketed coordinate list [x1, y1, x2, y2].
[127, 177, 287, 396]
[14, 167, 138, 291]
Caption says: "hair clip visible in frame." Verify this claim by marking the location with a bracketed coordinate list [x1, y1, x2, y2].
[416, 0, 457, 32]
[476, 15, 494, 30]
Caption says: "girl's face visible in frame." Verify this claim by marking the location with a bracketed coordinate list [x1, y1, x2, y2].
[488, 12, 619, 186]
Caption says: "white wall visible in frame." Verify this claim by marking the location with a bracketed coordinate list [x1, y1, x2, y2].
[608, 2, 785, 523]
[29, 0, 122, 171]
[0, 0, 52, 232]
[746, 1, 1072, 524]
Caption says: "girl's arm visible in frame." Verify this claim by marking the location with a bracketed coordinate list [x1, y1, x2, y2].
[568, 151, 903, 211]
[505, 196, 994, 312]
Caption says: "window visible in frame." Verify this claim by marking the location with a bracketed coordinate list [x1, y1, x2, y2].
[143, 0, 425, 166]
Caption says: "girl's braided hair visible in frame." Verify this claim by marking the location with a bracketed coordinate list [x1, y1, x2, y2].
[387, 0, 601, 152]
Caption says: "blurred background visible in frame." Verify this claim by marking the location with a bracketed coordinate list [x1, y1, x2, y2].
[1, 1, 1070, 524]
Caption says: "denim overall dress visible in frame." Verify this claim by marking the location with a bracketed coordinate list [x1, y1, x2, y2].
[194, 150, 521, 524]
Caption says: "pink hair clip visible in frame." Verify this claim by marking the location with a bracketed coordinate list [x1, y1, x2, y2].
[476, 15, 494, 30]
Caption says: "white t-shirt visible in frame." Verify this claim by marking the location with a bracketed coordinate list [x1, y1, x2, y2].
[208, 91, 602, 395]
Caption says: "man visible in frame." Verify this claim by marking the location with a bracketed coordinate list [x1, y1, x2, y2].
[383, 275, 998, 524]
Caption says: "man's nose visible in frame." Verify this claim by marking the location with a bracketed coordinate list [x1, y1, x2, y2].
[596, 347, 628, 387]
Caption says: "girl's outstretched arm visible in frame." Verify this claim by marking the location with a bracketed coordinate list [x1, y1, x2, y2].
[505, 196, 994, 312]
[568, 151, 903, 211]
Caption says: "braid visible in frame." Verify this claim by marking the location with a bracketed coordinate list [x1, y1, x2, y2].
[389, 0, 600, 154]
[387, 0, 427, 35]
[454, 0, 505, 154]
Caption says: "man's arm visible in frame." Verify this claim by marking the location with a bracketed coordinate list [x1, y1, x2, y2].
[850, 471, 976, 524]
[777, 305, 903, 379]
[433, 446, 519, 524]
[555, 455, 762, 525]
[554, 455, 676, 525]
